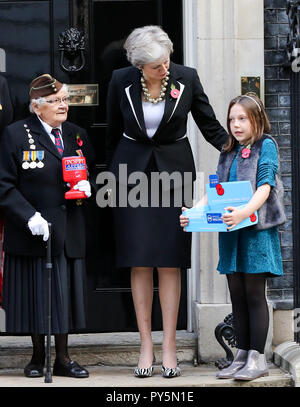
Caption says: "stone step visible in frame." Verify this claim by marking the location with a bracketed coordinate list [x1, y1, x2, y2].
[0, 363, 293, 388]
[0, 330, 293, 387]
[0, 330, 197, 369]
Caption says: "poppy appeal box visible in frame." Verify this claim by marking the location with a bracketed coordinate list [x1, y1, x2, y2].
[183, 175, 258, 232]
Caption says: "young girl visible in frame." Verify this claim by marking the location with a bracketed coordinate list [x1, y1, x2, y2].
[180, 94, 286, 381]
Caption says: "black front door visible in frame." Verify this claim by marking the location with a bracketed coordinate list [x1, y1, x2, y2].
[0, 0, 187, 333]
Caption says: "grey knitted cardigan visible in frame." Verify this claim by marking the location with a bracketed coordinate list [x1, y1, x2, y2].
[216, 134, 286, 230]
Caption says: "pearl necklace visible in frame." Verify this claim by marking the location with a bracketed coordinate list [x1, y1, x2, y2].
[141, 71, 170, 104]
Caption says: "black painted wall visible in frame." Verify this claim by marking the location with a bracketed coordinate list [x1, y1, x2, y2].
[264, 0, 293, 309]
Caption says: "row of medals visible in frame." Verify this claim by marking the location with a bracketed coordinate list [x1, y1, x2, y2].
[22, 124, 44, 169]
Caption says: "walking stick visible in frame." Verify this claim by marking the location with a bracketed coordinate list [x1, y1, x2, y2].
[45, 223, 52, 383]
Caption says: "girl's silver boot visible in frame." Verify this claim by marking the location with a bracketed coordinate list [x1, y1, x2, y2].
[233, 350, 269, 381]
[216, 349, 248, 379]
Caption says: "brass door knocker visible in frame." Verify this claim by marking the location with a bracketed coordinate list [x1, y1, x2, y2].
[58, 27, 85, 73]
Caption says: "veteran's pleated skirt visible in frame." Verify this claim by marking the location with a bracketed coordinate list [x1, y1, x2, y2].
[112, 156, 192, 268]
[2, 251, 87, 334]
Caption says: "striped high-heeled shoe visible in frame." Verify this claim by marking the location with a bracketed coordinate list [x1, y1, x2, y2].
[134, 355, 156, 378]
[161, 359, 181, 378]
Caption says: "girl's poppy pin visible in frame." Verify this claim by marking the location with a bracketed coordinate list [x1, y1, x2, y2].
[241, 144, 251, 159]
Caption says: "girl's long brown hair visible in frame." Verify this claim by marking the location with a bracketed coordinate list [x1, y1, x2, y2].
[224, 93, 271, 152]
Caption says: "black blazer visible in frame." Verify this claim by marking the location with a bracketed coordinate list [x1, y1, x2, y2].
[0, 114, 95, 257]
[0, 75, 13, 132]
[106, 61, 228, 183]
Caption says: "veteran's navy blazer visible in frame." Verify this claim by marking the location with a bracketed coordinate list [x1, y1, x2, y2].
[106, 61, 228, 180]
[0, 114, 95, 258]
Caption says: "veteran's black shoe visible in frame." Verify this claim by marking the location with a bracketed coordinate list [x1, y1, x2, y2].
[53, 360, 89, 378]
[24, 362, 44, 378]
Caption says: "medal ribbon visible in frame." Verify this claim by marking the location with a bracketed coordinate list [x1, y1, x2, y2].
[30, 151, 37, 162]
[23, 151, 29, 162]
[37, 150, 44, 161]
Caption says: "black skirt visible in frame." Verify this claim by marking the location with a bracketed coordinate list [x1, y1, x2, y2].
[113, 156, 192, 268]
[2, 251, 87, 334]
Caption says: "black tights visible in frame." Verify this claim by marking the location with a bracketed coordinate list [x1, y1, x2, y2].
[226, 273, 269, 354]
[30, 333, 71, 365]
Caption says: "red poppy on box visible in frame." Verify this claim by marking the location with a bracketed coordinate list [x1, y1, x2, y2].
[216, 183, 224, 196]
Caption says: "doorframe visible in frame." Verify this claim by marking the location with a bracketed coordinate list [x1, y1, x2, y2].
[182, 0, 199, 333]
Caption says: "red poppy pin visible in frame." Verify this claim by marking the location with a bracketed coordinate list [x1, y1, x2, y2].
[170, 83, 180, 99]
[216, 183, 224, 196]
[250, 213, 257, 222]
[241, 144, 251, 159]
[76, 133, 83, 147]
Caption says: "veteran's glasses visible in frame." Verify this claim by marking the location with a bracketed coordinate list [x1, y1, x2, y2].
[45, 96, 70, 105]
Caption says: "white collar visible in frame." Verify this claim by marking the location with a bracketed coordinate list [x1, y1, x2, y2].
[37, 115, 62, 136]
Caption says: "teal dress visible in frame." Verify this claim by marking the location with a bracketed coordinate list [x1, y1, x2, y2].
[217, 139, 283, 276]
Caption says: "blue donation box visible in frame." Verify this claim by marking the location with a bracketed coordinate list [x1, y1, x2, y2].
[183, 175, 258, 232]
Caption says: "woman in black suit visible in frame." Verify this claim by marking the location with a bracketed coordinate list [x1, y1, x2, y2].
[106, 26, 228, 378]
[0, 74, 95, 378]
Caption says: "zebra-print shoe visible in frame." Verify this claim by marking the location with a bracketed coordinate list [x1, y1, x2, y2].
[134, 364, 154, 378]
[134, 355, 155, 378]
[161, 362, 181, 378]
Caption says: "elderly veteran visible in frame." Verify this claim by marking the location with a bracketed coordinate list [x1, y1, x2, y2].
[106, 25, 228, 378]
[0, 74, 95, 378]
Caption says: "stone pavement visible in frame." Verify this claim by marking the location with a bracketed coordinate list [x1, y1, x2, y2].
[0, 362, 293, 388]
[0, 331, 294, 391]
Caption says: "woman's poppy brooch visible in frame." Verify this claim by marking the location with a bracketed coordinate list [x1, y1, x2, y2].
[170, 83, 180, 99]
[76, 133, 83, 147]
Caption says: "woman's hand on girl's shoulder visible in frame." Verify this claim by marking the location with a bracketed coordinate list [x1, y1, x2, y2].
[222, 206, 247, 230]
[180, 207, 189, 231]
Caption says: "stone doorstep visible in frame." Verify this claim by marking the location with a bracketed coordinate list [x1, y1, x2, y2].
[273, 340, 300, 386]
[0, 331, 294, 386]
[0, 363, 293, 388]
[0, 330, 197, 369]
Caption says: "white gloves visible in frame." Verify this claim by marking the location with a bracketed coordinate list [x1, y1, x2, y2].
[73, 180, 91, 198]
[27, 183, 91, 242]
[27, 212, 49, 241]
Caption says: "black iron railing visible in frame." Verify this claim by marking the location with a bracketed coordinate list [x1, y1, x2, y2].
[214, 313, 237, 369]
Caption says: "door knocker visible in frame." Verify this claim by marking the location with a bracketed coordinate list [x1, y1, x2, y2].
[58, 27, 85, 73]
